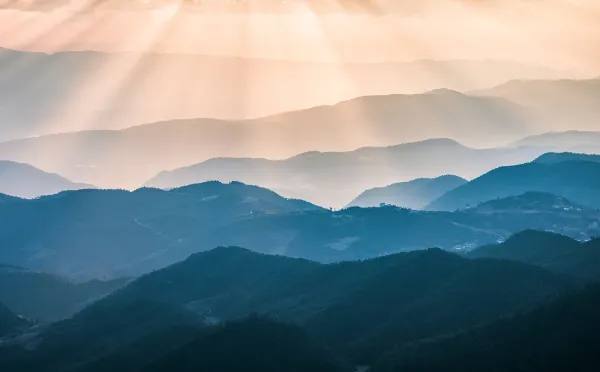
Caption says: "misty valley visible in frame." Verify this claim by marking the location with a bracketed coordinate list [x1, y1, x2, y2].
[2, 138, 600, 372]
[2, 2, 600, 371]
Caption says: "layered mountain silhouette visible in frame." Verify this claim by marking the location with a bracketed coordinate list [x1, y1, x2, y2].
[0, 181, 320, 278]
[2, 184, 600, 278]
[511, 130, 600, 150]
[1, 310, 345, 372]
[0, 299, 206, 372]
[0, 161, 93, 198]
[85, 246, 577, 329]
[469, 191, 589, 213]
[0, 264, 128, 322]
[347, 175, 467, 209]
[0, 91, 537, 190]
[468, 230, 600, 279]
[373, 283, 600, 372]
[175, 198, 600, 263]
[145, 139, 546, 208]
[427, 154, 600, 211]
[2, 32, 600, 372]
[1, 247, 576, 371]
[474, 78, 600, 133]
[0, 47, 565, 141]
[533, 152, 600, 165]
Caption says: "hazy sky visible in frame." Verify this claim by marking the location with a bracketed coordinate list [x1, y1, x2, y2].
[0, 0, 599, 74]
[0, 1, 599, 188]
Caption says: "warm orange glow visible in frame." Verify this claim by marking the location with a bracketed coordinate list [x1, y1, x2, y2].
[0, 0, 598, 190]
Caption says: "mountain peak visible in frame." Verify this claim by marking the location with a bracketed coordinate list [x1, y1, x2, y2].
[347, 174, 467, 209]
[471, 192, 585, 213]
[505, 229, 576, 244]
[424, 88, 465, 96]
[0, 160, 94, 199]
[388, 138, 467, 150]
[534, 152, 600, 165]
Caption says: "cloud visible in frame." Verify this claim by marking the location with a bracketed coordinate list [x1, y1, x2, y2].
[0, 0, 541, 13]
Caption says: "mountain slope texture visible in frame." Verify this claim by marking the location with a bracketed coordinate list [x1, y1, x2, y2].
[347, 175, 467, 209]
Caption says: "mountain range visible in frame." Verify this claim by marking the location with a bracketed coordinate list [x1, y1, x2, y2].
[427, 153, 600, 211]
[347, 175, 467, 209]
[3, 138, 599, 209]
[0, 161, 93, 198]
[373, 282, 600, 372]
[474, 78, 600, 133]
[534, 151, 600, 165]
[2, 50, 600, 372]
[0, 47, 571, 141]
[467, 230, 600, 279]
[0, 91, 538, 191]
[0, 264, 128, 322]
[2, 178, 600, 279]
[145, 139, 549, 208]
[0, 181, 321, 278]
[0, 246, 578, 371]
[511, 130, 600, 150]
[0, 78, 597, 196]
[186, 192, 600, 261]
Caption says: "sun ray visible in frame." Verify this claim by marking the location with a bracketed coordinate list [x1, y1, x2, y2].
[10, 1, 185, 187]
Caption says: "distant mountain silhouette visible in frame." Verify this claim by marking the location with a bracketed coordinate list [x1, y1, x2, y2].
[347, 175, 467, 209]
[97, 247, 576, 332]
[2, 185, 600, 278]
[145, 139, 546, 208]
[171, 201, 600, 264]
[468, 230, 600, 279]
[372, 283, 600, 372]
[0, 161, 93, 198]
[533, 152, 600, 164]
[0, 90, 536, 191]
[469, 191, 589, 213]
[1, 247, 576, 371]
[474, 78, 600, 133]
[0, 47, 564, 141]
[511, 130, 600, 150]
[0, 182, 321, 278]
[0, 299, 206, 372]
[0, 264, 127, 322]
[427, 157, 600, 211]
[0, 302, 29, 337]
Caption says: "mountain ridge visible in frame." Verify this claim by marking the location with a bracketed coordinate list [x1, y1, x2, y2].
[372, 282, 600, 372]
[427, 158, 600, 211]
[0, 91, 537, 191]
[0, 47, 569, 141]
[347, 175, 467, 209]
[0, 160, 94, 198]
[2, 245, 577, 371]
[0, 265, 128, 322]
[144, 139, 547, 208]
[0, 181, 322, 278]
[467, 230, 600, 279]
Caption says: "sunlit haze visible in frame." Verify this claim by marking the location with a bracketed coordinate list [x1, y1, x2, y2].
[2, 1, 599, 71]
[0, 0, 599, 191]
[3, 2, 600, 369]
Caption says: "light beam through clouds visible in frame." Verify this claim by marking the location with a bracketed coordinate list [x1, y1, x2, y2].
[0, 0, 599, 188]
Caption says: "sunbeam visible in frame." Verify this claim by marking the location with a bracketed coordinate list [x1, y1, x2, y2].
[0, 0, 599, 189]
[1, 4, 600, 371]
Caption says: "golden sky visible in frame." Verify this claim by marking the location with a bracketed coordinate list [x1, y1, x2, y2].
[0, 1, 599, 189]
[0, 0, 599, 74]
